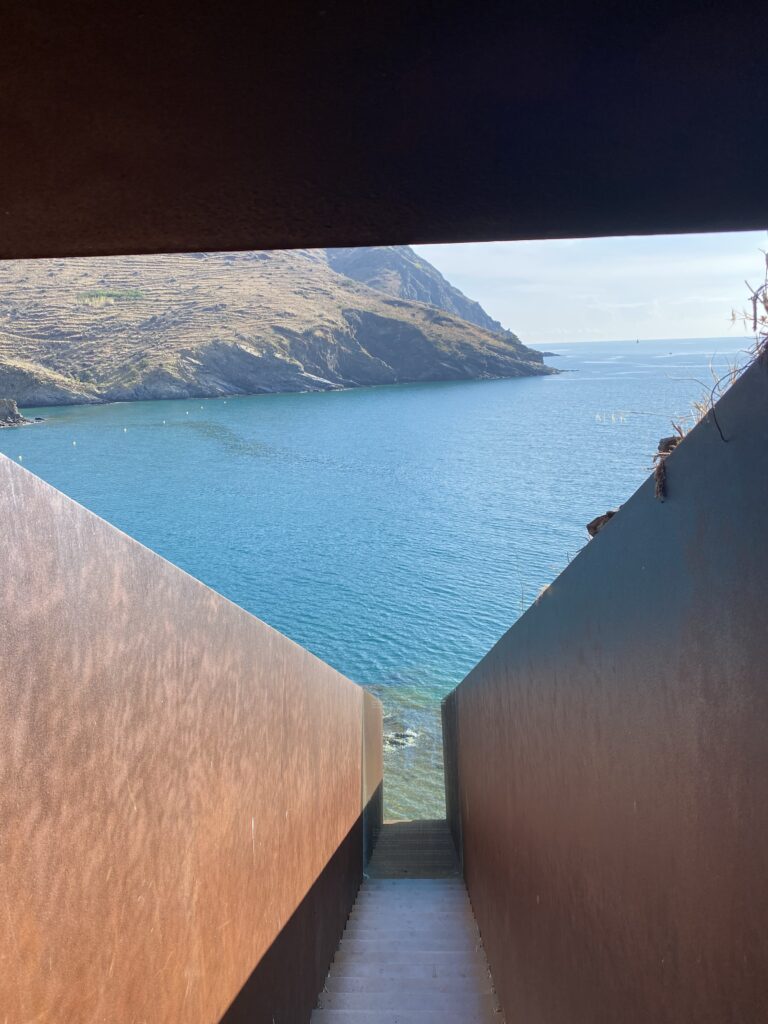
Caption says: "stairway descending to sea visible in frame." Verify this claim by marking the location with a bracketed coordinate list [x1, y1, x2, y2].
[312, 820, 502, 1023]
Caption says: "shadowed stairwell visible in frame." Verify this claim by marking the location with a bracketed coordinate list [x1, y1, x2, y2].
[312, 820, 502, 1023]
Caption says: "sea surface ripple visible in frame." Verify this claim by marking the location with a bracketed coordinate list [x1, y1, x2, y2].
[1, 337, 749, 817]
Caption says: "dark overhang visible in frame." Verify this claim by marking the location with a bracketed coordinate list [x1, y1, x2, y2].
[1, 1, 766, 259]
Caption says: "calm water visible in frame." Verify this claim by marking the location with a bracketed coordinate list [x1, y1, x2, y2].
[2, 337, 749, 817]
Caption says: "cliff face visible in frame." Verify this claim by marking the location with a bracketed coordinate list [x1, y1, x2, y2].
[0, 248, 550, 406]
[325, 245, 506, 334]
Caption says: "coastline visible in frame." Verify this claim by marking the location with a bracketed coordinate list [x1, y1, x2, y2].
[13, 364, 557, 411]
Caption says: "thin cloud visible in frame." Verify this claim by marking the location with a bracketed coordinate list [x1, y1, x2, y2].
[414, 231, 767, 343]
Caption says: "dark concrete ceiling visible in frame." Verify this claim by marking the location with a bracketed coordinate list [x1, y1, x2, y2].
[2, 1, 766, 259]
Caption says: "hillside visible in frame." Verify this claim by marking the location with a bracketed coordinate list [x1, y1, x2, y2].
[0, 248, 550, 406]
[326, 246, 506, 334]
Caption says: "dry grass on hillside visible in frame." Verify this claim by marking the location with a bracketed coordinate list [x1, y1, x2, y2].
[0, 249, 548, 405]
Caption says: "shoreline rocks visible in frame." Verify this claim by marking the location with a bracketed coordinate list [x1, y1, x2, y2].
[0, 398, 31, 428]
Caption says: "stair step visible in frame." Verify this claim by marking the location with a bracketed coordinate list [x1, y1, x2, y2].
[370, 852, 455, 857]
[381, 819, 448, 826]
[360, 880, 465, 888]
[354, 899, 470, 910]
[359, 886, 464, 891]
[373, 835, 453, 841]
[317, 990, 497, 1012]
[354, 899, 473, 910]
[355, 897, 469, 905]
[332, 950, 489, 966]
[361, 885, 460, 892]
[325, 975, 494, 994]
[357, 887, 466, 895]
[311, 821, 502, 1023]
[373, 831, 452, 837]
[351, 897, 473, 909]
[342, 934, 481, 948]
[311, 1011, 497, 1023]
[368, 859, 458, 866]
[345, 927, 480, 941]
[338, 939, 482, 954]
[368, 868, 462, 876]
[367, 868, 460, 875]
[355, 893, 469, 901]
[372, 839, 455, 846]
[369, 854, 457, 861]
[366, 873, 461, 879]
[340, 924, 478, 940]
[325, 961, 490, 980]
[349, 908, 476, 922]
[344, 925, 479, 940]
[353, 896, 471, 906]
[358, 884, 466, 892]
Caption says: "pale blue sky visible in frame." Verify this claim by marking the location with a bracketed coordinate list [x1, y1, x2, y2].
[414, 231, 767, 344]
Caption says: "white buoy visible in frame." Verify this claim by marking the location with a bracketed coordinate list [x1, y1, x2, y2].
[72, 440, 77, 446]
[17, 455, 22, 462]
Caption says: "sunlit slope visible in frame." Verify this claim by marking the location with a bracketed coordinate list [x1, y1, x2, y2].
[0, 249, 548, 405]
[325, 245, 507, 335]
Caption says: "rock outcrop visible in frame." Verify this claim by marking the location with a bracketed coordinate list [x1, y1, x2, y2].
[0, 398, 30, 427]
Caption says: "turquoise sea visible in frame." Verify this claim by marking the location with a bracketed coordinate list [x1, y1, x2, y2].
[2, 337, 750, 817]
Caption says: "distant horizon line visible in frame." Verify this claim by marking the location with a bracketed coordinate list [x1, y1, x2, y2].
[536, 334, 751, 348]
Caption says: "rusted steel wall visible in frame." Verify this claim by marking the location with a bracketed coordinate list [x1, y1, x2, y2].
[0, 454, 382, 1024]
[1, 5, 766, 259]
[445, 359, 768, 1024]
[441, 690, 461, 864]
[362, 689, 384, 864]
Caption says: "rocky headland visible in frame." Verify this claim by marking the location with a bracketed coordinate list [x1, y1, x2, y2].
[325, 245, 508, 334]
[0, 247, 552, 407]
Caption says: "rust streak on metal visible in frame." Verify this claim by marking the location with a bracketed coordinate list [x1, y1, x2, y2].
[443, 361, 768, 1024]
[0, 454, 382, 1023]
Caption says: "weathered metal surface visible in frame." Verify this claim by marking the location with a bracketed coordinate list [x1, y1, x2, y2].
[219, 818, 364, 1023]
[362, 690, 384, 865]
[445, 360, 768, 1023]
[0, 454, 382, 1023]
[441, 692, 461, 865]
[1, 4, 766, 259]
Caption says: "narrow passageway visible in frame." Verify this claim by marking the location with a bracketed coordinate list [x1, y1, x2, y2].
[312, 820, 502, 1023]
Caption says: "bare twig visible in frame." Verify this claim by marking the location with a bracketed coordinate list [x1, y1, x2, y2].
[652, 250, 767, 498]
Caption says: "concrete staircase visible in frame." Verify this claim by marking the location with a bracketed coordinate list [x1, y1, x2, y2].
[312, 820, 502, 1023]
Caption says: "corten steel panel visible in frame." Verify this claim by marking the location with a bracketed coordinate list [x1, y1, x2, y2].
[440, 691, 461, 863]
[446, 359, 768, 1024]
[0, 455, 382, 1024]
[362, 690, 384, 865]
[0, 2, 767, 259]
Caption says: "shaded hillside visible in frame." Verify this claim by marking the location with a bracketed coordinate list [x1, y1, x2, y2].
[326, 245, 506, 334]
[0, 249, 550, 406]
